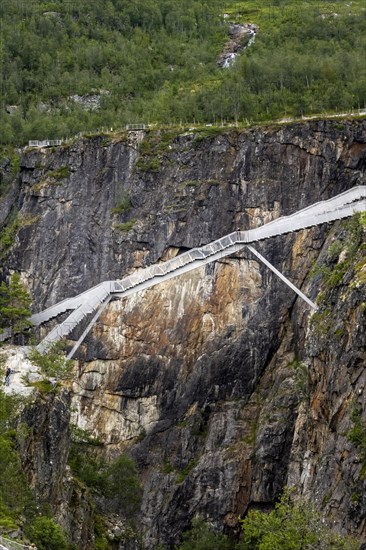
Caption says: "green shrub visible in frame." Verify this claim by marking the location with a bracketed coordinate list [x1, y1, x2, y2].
[111, 195, 131, 215]
[103, 455, 142, 516]
[0, 212, 20, 259]
[69, 430, 141, 517]
[28, 342, 73, 380]
[178, 517, 233, 550]
[114, 220, 136, 232]
[241, 487, 359, 550]
[29, 517, 68, 550]
[47, 166, 69, 180]
[0, 272, 32, 341]
[135, 157, 161, 172]
[347, 405, 366, 477]
[176, 459, 197, 483]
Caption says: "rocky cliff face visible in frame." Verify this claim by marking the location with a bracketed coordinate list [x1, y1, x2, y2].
[1, 119, 365, 548]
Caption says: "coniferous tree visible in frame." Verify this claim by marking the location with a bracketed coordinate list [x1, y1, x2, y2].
[0, 273, 32, 343]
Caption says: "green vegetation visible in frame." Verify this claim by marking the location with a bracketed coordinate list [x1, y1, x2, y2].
[176, 459, 198, 483]
[1, 1, 366, 145]
[114, 219, 136, 232]
[47, 166, 70, 180]
[347, 405, 366, 478]
[0, 211, 20, 259]
[289, 358, 309, 402]
[177, 488, 359, 549]
[0, 388, 67, 547]
[28, 341, 73, 381]
[0, 273, 32, 342]
[310, 214, 365, 303]
[29, 517, 68, 550]
[240, 487, 359, 550]
[69, 426, 142, 517]
[111, 194, 132, 215]
[179, 517, 234, 550]
[0, 147, 21, 197]
[0, 390, 33, 530]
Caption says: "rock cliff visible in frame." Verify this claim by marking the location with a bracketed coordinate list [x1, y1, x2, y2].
[0, 119, 365, 548]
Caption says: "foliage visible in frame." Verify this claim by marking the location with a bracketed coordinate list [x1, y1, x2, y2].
[0, 436, 32, 521]
[111, 194, 132, 215]
[94, 515, 109, 550]
[103, 455, 142, 516]
[176, 459, 198, 483]
[1, 1, 365, 144]
[29, 516, 68, 550]
[47, 166, 70, 180]
[177, 489, 360, 549]
[178, 517, 234, 550]
[135, 157, 161, 172]
[69, 427, 141, 517]
[240, 487, 359, 550]
[347, 405, 366, 477]
[289, 359, 309, 402]
[310, 214, 365, 294]
[0, 389, 68, 546]
[0, 388, 20, 435]
[0, 389, 35, 530]
[0, 273, 32, 341]
[0, 147, 21, 197]
[28, 341, 73, 380]
[0, 212, 20, 259]
[114, 220, 136, 232]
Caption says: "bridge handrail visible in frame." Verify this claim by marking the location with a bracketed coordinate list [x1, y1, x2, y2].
[114, 186, 364, 290]
[28, 186, 365, 354]
[28, 140, 62, 148]
[0, 534, 35, 550]
[30, 185, 365, 323]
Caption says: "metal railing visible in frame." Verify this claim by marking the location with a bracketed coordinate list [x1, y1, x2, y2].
[28, 140, 63, 148]
[3, 191, 360, 347]
[27, 185, 365, 357]
[0, 534, 35, 550]
[125, 124, 147, 131]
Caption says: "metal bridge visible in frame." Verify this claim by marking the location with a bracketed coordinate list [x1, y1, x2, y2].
[0, 534, 35, 550]
[26, 185, 365, 359]
[28, 140, 63, 148]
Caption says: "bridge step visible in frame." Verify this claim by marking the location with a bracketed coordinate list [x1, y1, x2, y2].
[19, 185, 363, 356]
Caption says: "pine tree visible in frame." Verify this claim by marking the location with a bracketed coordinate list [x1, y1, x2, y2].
[0, 273, 32, 343]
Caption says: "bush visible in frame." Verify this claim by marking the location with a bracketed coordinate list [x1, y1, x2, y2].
[69, 428, 141, 517]
[241, 487, 359, 550]
[28, 342, 73, 380]
[29, 517, 68, 550]
[179, 517, 233, 550]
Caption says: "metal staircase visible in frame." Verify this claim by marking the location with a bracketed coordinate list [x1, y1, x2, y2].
[3, 186, 364, 356]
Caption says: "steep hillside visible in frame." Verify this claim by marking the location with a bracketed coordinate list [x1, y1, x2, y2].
[0, 119, 365, 548]
[1, 0, 366, 144]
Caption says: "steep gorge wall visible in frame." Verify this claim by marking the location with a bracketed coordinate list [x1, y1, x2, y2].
[1, 119, 365, 548]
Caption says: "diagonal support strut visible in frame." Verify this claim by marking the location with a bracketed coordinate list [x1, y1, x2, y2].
[246, 245, 318, 310]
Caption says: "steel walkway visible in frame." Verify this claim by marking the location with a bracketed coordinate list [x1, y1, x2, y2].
[6, 186, 365, 356]
[0, 534, 35, 550]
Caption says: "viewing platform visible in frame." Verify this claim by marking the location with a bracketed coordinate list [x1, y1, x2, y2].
[28, 140, 63, 148]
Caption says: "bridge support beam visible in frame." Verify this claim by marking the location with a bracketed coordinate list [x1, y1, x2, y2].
[66, 296, 112, 360]
[246, 245, 318, 311]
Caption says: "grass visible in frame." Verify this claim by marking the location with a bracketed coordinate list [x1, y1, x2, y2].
[176, 459, 198, 484]
[111, 195, 132, 215]
[135, 157, 161, 173]
[47, 166, 69, 180]
[114, 220, 136, 232]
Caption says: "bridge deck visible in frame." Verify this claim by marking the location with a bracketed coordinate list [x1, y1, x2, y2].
[2, 186, 364, 356]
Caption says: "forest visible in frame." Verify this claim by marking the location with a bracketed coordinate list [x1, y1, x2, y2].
[0, 0, 366, 144]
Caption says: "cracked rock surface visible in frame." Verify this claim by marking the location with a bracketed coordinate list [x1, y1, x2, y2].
[0, 119, 365, 548]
